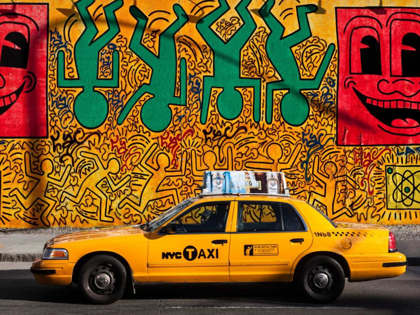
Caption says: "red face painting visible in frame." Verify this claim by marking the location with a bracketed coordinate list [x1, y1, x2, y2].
[0, 5, 47, 138]
[337, 8, 420, 145]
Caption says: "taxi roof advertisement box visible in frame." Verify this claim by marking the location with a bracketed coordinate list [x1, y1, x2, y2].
[202, 171, 289, 196]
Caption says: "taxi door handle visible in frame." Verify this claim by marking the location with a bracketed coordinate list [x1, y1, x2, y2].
[212, 240, 228, 244]
[290, 238, 304, 244]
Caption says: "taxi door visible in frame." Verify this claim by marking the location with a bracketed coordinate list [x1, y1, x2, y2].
[147, 201, 233, 282]
[229, 200, 312, 282]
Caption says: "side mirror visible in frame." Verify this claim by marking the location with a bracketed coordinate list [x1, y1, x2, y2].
[161, 222, 177, 234]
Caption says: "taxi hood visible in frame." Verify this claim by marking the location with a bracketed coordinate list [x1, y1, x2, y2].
[48, 225, 145, 246]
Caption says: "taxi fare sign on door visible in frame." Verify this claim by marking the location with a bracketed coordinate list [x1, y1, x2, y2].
[244, 245, 278, 256]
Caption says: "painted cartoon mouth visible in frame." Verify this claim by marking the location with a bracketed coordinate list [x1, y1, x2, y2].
[0, 84, 25, 115]
[353, 87, 420, 129]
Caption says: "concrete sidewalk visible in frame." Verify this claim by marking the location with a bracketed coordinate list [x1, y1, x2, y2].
[0, 234, 59, 262]
[0, 231, 419, 265]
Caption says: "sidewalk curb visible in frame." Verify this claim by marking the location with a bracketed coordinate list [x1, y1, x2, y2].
[0, 253, 39, 262]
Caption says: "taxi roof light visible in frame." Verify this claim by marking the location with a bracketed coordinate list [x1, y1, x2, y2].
[201, 171, 290, 197]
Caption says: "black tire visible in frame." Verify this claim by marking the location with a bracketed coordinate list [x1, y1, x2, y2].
[78, 255, 127, 304]
[296, 256, 345, 303]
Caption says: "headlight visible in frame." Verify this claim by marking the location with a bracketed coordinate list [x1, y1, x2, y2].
[42, 248, 69, 260]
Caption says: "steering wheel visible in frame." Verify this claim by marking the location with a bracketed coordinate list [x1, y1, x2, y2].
[175, 219, 187, 233]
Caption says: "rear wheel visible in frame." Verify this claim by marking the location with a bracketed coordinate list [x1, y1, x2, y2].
[78, 255, 127, 304]
[297, 256, 345, 303]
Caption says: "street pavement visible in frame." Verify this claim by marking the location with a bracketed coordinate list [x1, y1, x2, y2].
[0, 263, 419, 315]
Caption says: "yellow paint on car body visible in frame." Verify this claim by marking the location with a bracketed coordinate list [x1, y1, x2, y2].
[31, 195, 406, 287]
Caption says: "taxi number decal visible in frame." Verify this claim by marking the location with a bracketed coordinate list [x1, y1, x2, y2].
[314, 232, 332, 237]
[244, 244, 278, 256]
[162, 246, 219, 261]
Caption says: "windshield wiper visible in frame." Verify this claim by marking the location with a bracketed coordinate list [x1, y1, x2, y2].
[140, 222, 150, 231]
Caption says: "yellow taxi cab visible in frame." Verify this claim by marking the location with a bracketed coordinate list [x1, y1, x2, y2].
[31, 171, 406, 304]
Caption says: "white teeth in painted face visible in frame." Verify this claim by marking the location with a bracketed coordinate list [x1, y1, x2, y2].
[365, 97, 419, 110]
[0, 91, 19, 108]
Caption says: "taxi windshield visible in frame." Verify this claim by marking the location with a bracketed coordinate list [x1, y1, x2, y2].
[142, 199, 194, 232]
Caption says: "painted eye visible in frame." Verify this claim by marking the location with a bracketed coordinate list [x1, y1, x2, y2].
[401, 32, 420, 77]
[360, 35, 382, 75]
[0, 32, 29, 69]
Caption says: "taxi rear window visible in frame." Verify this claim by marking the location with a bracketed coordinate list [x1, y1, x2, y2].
[308, 202, 337, 228]
[238, 202, 306, 232]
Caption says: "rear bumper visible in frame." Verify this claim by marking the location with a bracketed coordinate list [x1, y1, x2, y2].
[347, 252, 406, 282]
[31, 258, 74, 286]
[383, 261, 407, 268]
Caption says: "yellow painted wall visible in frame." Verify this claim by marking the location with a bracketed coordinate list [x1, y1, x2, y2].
[1, 0, 420, 228]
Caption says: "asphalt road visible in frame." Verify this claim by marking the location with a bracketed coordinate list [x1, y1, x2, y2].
[0, 263, 419, 315]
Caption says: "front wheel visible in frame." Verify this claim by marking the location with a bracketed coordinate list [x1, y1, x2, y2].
[296, 256, 345, 303]
[78, 255, 127, 304]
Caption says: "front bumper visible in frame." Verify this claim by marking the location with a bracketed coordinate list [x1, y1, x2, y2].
[30, 268, 56, 275]
[347, 251, 407, 282]
[31, 258, 74, 286]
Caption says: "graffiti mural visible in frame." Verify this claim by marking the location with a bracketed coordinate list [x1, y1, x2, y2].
[262, 0, 334, 125]
[57, 0, 121, 129]
[0, 4, 48, 137]
[1, 0, 420, 229]
[386, 165, 420, 215]
[337, 7, 420, 145]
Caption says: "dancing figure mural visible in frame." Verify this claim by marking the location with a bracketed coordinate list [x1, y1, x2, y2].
[198, 0, 262, 123]
[117, 4, 189, 132]
[261, 0, 335, 125]
[57, 0, 122, 129]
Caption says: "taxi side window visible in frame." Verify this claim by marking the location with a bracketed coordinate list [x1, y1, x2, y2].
[238, 202, 305, 232]
[281, 203, 305, 231]
[172, 202, 230, 233]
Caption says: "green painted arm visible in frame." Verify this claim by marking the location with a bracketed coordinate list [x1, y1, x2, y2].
[196, 0, 230, 46]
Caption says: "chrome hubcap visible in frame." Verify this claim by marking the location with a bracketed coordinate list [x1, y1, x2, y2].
[308, 265, 334, 295]
[314, 272, 329, 288]
[89, 265, 116, 295]
[94, 273, 111, 289]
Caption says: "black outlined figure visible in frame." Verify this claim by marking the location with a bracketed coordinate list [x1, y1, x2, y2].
[61, 151, 130, 223]
[10, 152, 71, 227]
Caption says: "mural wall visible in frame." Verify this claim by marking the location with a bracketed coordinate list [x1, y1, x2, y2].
[1, 0, 420, 228]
